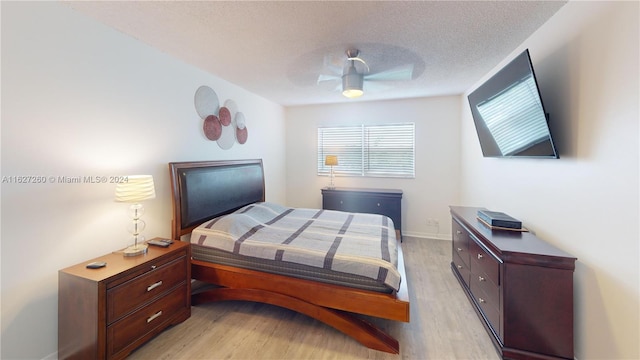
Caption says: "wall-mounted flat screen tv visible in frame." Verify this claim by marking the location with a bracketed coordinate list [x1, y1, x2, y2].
[467, 49, 558, 158]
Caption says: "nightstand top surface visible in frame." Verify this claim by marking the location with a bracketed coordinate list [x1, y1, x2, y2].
[59, 239, 189, 282]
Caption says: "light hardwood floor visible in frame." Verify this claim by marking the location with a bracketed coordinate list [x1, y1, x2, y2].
[129, 237, 499, 359]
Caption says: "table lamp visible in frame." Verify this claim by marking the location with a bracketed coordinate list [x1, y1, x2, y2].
[325, 155, 338, 189]
[115, 175, 156, 257]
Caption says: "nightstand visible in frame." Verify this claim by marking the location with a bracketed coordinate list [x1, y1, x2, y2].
[58, 239, 191, 360]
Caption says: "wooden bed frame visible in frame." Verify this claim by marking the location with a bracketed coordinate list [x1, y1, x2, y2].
[169, 159, 410, 353]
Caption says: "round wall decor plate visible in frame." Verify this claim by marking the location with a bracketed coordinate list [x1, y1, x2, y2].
[236, 127, 248, 144]
[203, 115, 222, 140]
[234, 112, 248, 144]
[235, 112, 246, 129]
[194, 86, 219, 119]
[217, 123, 235, 150]
[218, 106, 232, 126]
[224, 99, 238, 119]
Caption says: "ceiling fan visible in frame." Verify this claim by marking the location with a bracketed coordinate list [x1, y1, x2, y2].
[317, 49, 414, 98]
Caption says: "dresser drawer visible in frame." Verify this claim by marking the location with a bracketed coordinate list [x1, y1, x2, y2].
[452, 220, 470, 267]
[471, 271, 499, 310]
[452, 252, 470, 288]
[473, 288, 501, 337]
[469, 238, 500, 285]
[322, 194, 344, 211]
[107, 285, 188, 357]
[107, 255, 187, 323]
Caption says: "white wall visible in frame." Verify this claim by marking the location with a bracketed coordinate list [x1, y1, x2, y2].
[285, 96, 461, 239]
[460, 1, 639, 358]
[0, 2, 286, 359]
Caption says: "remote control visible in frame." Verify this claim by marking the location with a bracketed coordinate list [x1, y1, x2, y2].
[86, 261, 106, 269]
[148, 239, 172, 247]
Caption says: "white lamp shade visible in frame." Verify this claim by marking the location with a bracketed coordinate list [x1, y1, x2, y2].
[115, 175, 156, 202]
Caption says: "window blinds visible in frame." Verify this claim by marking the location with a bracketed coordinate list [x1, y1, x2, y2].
[317, 123, 415, 178]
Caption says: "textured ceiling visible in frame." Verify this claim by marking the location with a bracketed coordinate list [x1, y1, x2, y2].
[67, 1, 567, 106]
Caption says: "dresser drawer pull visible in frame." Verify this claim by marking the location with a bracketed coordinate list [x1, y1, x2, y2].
[477, 253, 484, 260]
[146, 310, 162, 323]
[151, 265, 157, 270]
[478, 276, 485, 282]
[457, 265, 463, 270]
[340, 200, 343, 204]
[377, 203, 380, 207]
[456, 230, 462, 234]
[457, 247, 463, 252]
[478, 297, 486, 304]
[147, 281, 163, 292]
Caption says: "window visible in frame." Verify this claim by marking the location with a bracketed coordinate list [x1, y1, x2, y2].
[317, 123, 415, 178]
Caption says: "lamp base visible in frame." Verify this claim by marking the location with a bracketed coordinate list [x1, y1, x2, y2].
[123, 243, 148, 257]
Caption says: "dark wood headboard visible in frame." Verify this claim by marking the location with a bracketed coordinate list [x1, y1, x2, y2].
[168, 159, 265, 240]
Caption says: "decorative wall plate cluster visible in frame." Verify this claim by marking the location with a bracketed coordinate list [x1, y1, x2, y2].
[194, 86, 248, 149]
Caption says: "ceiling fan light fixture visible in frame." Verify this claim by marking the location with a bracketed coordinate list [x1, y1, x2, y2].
[342, 65, 364, 98]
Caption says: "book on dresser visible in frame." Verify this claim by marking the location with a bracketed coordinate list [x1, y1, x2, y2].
[477, 209, 522, 229]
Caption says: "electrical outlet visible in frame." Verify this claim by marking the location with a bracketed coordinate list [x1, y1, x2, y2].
[426, 218, 439, 226]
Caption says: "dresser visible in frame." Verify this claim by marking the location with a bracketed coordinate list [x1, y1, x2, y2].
[58, 240, 191, 360]
[321, 187, 402, 239]
[450, 206, 576, 360]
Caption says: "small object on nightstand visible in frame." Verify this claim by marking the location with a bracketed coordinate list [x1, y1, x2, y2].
[85, 261, 106, 269]
[148, 239, 173, 247]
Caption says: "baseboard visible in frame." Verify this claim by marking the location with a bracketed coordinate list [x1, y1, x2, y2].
[402, 231, 451, 241]
[41, 351, 57, 360]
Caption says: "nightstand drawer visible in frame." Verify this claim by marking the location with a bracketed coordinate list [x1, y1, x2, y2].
[107, 285, 188, 357]
[107, 255, 187, 323]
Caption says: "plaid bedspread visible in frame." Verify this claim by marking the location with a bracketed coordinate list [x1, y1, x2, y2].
[191, 202, 401, 291]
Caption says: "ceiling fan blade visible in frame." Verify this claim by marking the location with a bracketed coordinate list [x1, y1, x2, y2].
[322, 54, 344, 75]
[317, 74, 341, 84]
[364, 64, 414, 81]
[363, 81, 391, 92]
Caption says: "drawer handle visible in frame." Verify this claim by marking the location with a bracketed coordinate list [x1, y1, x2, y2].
[377, 203, 380, 207]
[456, 230, 462, 234]
[151, 265, 157, 270]
[478, 276, 485, 282]
[457, 247, 463, 252]
[478, 297, 486, 304]
[147, 281, 163, 292]
[147, 310, 163, 323]
[457, 265, 463, 270]
[477, 253, 484, 260]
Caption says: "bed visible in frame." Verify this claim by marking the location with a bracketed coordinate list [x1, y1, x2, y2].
[169, 159, 410, 353]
